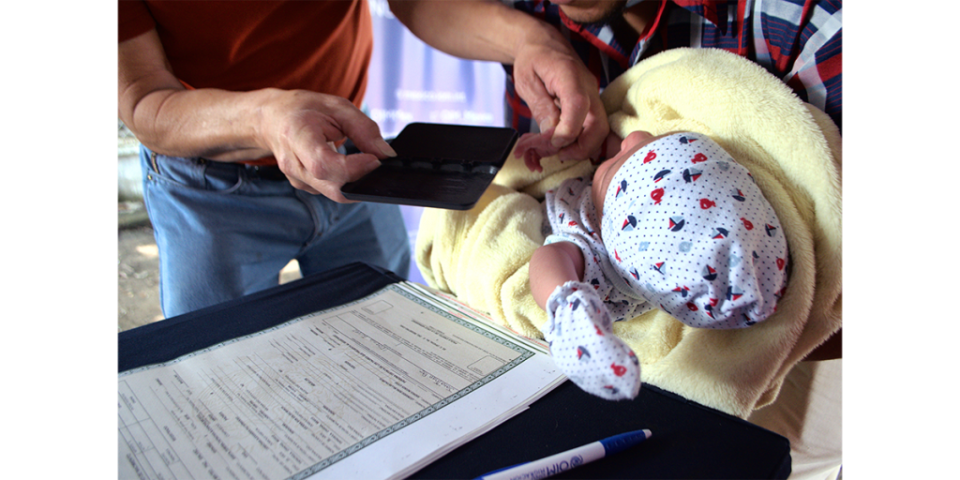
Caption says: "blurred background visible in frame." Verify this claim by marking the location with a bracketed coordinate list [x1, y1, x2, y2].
[118, 0, 506, 331]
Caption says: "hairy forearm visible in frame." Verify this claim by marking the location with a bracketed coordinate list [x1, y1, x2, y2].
[118, 29, 274, 162]
[389, 0, 561, 65]
[121, 86, 276, 162]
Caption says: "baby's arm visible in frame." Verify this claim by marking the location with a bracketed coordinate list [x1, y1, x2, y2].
[530, 240, 641, 401]
[529, 241, 584, 309]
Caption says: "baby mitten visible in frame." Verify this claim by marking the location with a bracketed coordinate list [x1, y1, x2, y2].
[542, 281, 641, 400]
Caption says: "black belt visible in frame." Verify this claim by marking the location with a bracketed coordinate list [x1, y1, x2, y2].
[246, 165, 288, 181]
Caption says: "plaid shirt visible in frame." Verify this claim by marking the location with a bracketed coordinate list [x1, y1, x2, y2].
[502, 0, 842, 133]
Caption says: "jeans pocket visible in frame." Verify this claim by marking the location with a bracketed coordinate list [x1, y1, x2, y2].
[146, 148, 244, 194]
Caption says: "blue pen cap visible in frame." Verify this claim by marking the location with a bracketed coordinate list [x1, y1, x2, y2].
[599, 429, 652, 456]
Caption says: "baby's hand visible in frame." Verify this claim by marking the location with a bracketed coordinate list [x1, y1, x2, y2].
[514, 128, 560, 172]
[542, 281, 641, 400]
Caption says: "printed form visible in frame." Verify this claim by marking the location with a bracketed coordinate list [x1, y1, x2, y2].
[118, 284, 562, 480]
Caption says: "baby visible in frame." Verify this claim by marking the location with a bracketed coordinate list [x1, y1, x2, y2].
[523, 130, 789, 400]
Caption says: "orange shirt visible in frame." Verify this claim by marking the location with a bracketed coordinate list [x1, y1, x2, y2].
[119, 0, 373, 164]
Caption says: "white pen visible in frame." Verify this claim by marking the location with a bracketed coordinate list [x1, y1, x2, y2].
[473, 429, 652, 480]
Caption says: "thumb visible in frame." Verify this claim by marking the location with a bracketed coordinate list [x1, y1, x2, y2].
[523, 83, 561, 136]
[303, 151, 380, 203]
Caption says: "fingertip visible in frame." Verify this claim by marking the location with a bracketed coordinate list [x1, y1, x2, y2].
[334, 194, 358, 204]
[329, 191, 356, 204]
[551, 126, 576, 148]
[376, 139, 397, 158]
[539, 116, 556, 134]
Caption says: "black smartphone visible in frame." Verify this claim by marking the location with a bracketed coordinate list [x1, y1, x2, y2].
[340, 123, 518, 210]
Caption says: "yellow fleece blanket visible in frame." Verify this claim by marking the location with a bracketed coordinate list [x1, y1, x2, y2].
[415, 48, 842, 418]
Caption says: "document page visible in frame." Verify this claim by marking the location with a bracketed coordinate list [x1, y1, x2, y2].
[119, 284, 562, 480]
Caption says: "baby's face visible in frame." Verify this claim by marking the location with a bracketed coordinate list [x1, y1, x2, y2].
[591, 130, 674, 219]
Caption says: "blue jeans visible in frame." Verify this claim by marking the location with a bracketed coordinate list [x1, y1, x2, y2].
[140, 146, 411, 318]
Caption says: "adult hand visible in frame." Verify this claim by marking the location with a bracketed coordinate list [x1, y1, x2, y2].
[119, 29, 395, 204]
[257, 89, 397, 202]
[388, 1, 607, 163]
[512, 34, 609, 162]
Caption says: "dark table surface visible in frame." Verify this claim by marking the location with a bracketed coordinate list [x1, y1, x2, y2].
[120, 262, 790, 479]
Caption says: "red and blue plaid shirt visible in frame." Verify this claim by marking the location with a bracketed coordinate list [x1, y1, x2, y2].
[503, 0, 842, 132]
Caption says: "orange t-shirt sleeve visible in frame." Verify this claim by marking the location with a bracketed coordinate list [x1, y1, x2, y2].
[118, 0, 156, 42]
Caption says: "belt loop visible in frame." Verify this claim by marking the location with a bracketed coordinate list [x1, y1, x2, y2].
[149, 151, 160, 174]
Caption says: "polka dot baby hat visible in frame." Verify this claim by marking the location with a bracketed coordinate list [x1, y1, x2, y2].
[599, 132, 788, 328]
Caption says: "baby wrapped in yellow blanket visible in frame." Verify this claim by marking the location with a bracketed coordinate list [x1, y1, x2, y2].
[415, 48, 841, 418]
